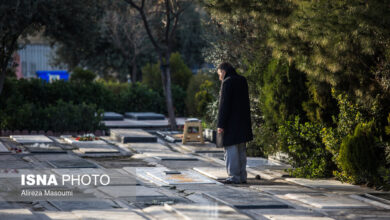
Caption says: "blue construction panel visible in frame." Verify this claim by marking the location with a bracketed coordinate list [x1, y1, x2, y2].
[36, 70, 69, 82]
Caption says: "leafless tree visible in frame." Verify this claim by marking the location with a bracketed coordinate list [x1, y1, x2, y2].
[103, 3, 146, 82]
[123, 0, 190, 130]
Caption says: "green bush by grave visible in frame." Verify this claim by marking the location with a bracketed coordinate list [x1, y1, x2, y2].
[0, 78, 166, 131]
[337, 121, 382, 184]
[278, 116, 335, 178]
[70, 67, 97, 83]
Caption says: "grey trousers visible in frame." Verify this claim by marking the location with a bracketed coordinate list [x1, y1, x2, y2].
[224, 142, 247, 183]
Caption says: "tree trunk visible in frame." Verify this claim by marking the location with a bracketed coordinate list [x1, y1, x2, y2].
[159, 55, 177, 130]
[131, 56, 137, 82]
[0, 69, 5, 96]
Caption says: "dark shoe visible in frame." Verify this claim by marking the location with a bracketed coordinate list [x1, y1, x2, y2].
[241, 181, 247, 184]
[221, 179, 239, 184]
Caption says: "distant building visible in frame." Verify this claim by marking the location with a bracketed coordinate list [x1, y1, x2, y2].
[13, 32, 66, 79]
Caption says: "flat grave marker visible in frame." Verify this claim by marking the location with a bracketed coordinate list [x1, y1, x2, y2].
[72, 210, 146, 220]
[24, 143, 65, 153]
[285, 193, 372, 209]
[125, 112, 165, 120]
[103, 112, 124, 121]
[0, 142, 10, 153]
[10, 135, 53, 144]
[250, 185, 317, 195]
[203, 188, 290, 209]
[146, 169, 219, 185]
[48, 159, 98, 168]
[166, 203, 252, 220]
[48, 200, 121, 211]
[110, 129, 157, 143]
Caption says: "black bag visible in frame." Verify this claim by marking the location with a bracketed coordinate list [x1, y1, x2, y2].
[216, 132, 223, 148]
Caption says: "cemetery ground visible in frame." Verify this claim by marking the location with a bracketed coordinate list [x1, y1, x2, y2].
[0, 113, 390, 220]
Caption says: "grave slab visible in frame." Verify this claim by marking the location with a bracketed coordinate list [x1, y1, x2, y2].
[0, 142, 10, 153]
[38, 211, 79, 220]
[48, 200, 121, 211]
[48, 159, 98, 168]
[349, 194, 390, 210]
[110, 129, 157, 143]
[98, 185, 163, 198]
[285, 193, 372, 209]
[166, 203, 252, 220]
[103, 112, 124, 121]
[194, 167, 270, 180]
[143, 205, 183, 220]
[125, 143, 172, 153]
[24, 143, 66, 153]
[246, 157, 288, 168]
[123, 167, 170, 186]
[146, 169, 219, 185]
[103, 118, 186, 129]
[77, 147, 119, 154]
[62, 136, 112, 147]
[203, 188, 290, 209]
[72, 210, 146, 220]
[125, 112, 165, 120]
[0, 155, 32, 169]
[250, 185, 317, 195]
[10, 135, 53, 144]
[243, 209, 333, 220]
[0, 209, 40, 220]
[285, 178, 363, 191]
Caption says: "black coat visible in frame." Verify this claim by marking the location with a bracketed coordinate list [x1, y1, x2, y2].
[217, 72, 253, 146]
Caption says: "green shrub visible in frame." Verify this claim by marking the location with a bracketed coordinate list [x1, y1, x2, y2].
[338, 121, 382, 184]
[141, 52, 193, 91]
[141, 62, 161, 91]
[186, 73, 214, 117]
[70, 67, 97, 83]
[117, 82, 163, 114]
[278, 116, 335, 178]
[170, 52, 193, 90]
[171, 84, 187, 116]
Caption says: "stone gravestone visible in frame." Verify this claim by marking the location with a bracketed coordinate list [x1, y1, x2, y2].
[146, 169, 219, 185]
[0, 155, 32, 169]
[285, 193, 372, 209]
[10, 135, 53, 144]
[166, 203, 251, 220]
[48, 160, 98, 168]
[203, 188, 290, 209]
[48, 200, 121, 211]
[0, 209, 40, 220]
[110, 129, 157, 143]
[72, 210, 146, 220]
[24, 143, 65, 153]
[125, 112, 165, 120]
[0, 142, 10, 153]
[103, 112, 124, 121]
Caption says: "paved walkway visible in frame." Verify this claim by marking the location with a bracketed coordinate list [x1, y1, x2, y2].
[0, 131, 389, 220]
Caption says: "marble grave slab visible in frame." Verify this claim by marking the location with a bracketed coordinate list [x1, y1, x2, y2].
[285, 193, 372, 209]
[10, 135, 53, 144]
[125, 112, 165, 120]
[110, 129, 157, 143]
